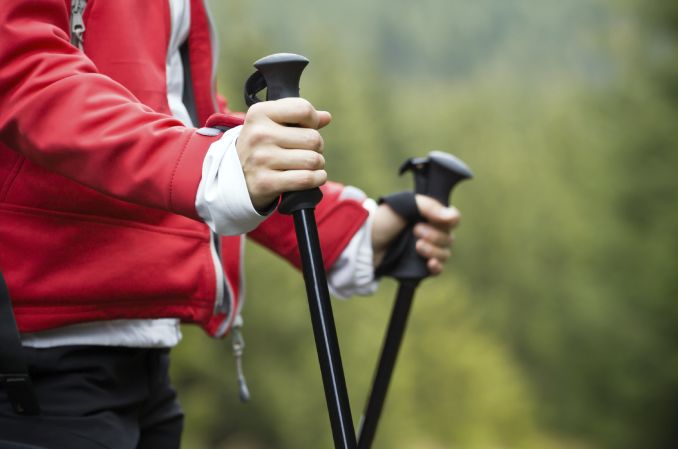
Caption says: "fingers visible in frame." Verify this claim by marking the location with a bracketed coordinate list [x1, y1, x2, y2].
[412, 195, 461, 275]
[416, 236, 451, 263]
[249, 97, 331, 129]
[316, 110, 332, 129]
[415, 236, 452, 277]
[238, 98, 331, 210]
[427, 258, 444, 276]
[414, 222, 453, 247]
[415, 195, 461, 229]
[240, 152, 327, 209]
[250, 147, 325, 171]
[273, 169, 328, 191]
[254, 125, 325, 152]
[245, 168, 327, 200]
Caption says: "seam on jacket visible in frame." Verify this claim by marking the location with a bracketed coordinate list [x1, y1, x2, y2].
[169, 130, 194, 212]
[0, 156, 25, 201]
[0, 203, 208, 240]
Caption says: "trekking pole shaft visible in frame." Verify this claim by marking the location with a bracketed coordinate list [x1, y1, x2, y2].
[244, 53, 357, 449]
[294, 208, 357, 449]
[357, 281, 417, 449]
[357, 152, 473, 448]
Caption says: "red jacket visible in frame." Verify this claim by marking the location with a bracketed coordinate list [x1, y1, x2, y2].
[0, 0, 368, 336]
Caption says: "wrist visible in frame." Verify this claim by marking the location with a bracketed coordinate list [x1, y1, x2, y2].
[195, 125, 272, 236]
[371, 203, 407, 265]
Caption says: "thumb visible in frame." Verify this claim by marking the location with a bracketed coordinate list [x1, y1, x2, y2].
[415, 195, 460, 228]
[317, 111, 332, 129]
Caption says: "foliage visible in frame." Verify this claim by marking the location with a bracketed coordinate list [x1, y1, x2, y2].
[171, 0, 678, 448]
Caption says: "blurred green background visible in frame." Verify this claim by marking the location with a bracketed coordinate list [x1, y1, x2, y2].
[171, 0, 678, 448]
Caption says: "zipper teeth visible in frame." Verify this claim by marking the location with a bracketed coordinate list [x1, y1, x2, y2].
[212, 232, 238, 338]
[215, 236, 244, 337]
[71, 0, 86, 14]
[209, 231, 226, 315]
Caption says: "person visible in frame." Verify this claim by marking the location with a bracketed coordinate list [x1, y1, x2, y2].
[0, 1, 461, 448]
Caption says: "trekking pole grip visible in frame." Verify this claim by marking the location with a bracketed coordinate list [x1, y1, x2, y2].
[244, 53, 323, 214]
[377, 151, 473, 282]
[401, 151, 473, 207]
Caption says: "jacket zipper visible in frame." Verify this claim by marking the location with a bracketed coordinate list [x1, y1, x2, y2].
[68, 0, 246, 383]
[70, 0, 87, 50]
[68, 2, 249, 396]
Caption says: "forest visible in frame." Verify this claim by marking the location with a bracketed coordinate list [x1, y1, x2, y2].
[171, 0, 678, 448]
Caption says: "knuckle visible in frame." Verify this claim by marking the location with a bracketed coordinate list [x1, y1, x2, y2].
[301, 171, 316, 188]
[248, 147, 269, 167]
[248, 125, 269, 145]
[296, 170, 324, 189]
[318, 131, 325, 148]
[435, 230, 451, 247]
[246, 102, 266, 119]
[241, 124, 265, 146]
[295, 99, 315, 120]
[430, 262, 442, 276]
[306, 151, 324, 170]
[417, 240, 431, 256]
[307, 130, 323, 151]
[253, 174, 274, 195]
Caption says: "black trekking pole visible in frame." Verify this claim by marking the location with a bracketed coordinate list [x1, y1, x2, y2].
[244, 53, 357, 449]
[357, 151, 472, 449]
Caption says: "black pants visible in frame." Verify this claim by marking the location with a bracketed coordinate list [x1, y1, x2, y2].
[0, 346, 183, 449]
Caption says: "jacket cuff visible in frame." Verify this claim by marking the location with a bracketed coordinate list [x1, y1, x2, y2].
[169, 129, 221, 219]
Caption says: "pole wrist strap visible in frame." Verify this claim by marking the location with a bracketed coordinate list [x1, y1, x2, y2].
[374, 191, 423, 279]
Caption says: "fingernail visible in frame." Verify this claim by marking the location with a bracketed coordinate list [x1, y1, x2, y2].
[440, 208, 456, 219]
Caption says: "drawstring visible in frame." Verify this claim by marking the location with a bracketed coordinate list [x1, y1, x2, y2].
[231, 316, 250, 402]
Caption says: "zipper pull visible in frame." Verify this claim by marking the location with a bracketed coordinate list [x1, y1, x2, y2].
[70, 0, 86, 50]
[231, 318, 250, 402]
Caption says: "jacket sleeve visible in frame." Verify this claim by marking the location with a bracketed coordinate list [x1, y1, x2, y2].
[248, 182, 370, 270]
[0, 0, 214, 219]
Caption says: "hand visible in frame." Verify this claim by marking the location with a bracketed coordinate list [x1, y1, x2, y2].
[236, 98, 331, 210]
[371, 195, 461, 275]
